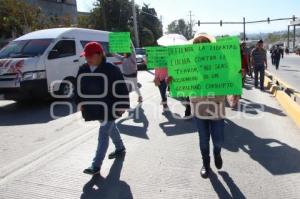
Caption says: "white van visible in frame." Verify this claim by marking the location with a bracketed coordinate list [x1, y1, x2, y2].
[0, 28, 126, 102]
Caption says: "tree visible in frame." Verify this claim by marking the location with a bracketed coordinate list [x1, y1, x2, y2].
[78, 15, 91, 29]
[90, 0, 132, 31]
[88, 1, 162, 47]
[0, 0, 44, 38]
[167, 19, 192, 39]
[266, 33, 281, 43]
[138, 3, 163, 46]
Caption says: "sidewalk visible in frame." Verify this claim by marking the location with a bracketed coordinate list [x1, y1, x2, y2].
[1, 72, 300, 199]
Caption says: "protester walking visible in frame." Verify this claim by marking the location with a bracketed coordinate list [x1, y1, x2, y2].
[114, 51, 143, 103]
[273, 46, 284, 70]
[241, 42, 249, 86]
[154, 67, 169, 110]
[189, 34, 226, 179]
[75, 42, 130, 175]
[251, 40, 268, 91]
[271, 48, 276, 66]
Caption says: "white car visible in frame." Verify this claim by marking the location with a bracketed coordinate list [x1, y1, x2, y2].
[0, 28, 129, 102]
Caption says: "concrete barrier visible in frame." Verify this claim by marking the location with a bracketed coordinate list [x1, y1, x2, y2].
[264, 71, 300, 128]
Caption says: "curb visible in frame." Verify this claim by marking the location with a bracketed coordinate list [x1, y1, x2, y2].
[264, 73, 300, 128]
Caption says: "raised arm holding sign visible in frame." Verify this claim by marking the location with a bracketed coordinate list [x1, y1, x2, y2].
[109, 32, 131, 53]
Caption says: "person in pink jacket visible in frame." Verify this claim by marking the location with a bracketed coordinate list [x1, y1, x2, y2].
[154, 68, 169, 110]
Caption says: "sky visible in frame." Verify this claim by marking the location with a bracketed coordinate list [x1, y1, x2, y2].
[77, 0, 300, 36]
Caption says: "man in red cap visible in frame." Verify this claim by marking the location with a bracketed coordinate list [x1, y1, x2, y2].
[75, 42, 130, 175]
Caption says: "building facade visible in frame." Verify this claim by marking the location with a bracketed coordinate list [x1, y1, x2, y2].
[25, 0, 78, 24]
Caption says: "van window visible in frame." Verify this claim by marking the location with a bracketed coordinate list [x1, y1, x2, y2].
[48, 40, 76, 59]
[0, 39, 52, 59]
[80, 41, 109, 55]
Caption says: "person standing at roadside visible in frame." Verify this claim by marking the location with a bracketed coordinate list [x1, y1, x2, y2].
[251, 40, 268, 91]
[75, 42, 130, 175]
[114, 51, 143, 103]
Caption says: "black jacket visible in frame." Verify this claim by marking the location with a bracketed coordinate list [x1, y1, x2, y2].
[75, 59, 130, 121]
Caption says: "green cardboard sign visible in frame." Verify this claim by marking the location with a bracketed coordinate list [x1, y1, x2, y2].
[145, 46, 168, 69]
[109, 32, 131, 53]
[167, 37, 242, 97]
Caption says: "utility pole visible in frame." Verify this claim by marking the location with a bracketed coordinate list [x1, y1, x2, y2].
[287, 25, 290, 50]
[243, 17, 246, 41]
[293, 25, 296, 50]
[188, 11, 194, 38]
[132, 0, 140, 48]
[160, 15, 163, 30]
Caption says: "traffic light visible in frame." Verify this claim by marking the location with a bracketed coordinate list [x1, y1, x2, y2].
[267, 17, 270, 24]
[220, 20, 223, 26]
[198, 20, 200, 26]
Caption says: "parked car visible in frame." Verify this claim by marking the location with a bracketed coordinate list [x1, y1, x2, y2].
[135, 48, 147, 70]
[0, 28, 130, 102]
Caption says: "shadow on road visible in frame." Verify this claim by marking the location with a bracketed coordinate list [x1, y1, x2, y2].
[159, 110, 196, 136]
[224, 120, 300, 175]
[209, 171, 246, 199]
[0, 100, 78, 126]
[81, 157, 133, 199]
[239, 98, 286, 117]
[117, 104, 149, 139]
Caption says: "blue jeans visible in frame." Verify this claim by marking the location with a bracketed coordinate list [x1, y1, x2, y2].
[92, 121, 125, 168]
[254, 65, 265, 90]
[194, 118, 225, 165]
[158, 80, 167, 102]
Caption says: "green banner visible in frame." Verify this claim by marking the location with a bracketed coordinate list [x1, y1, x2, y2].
[145, 46, 168, 69]
[167, 37, 242, 97]
[109, 32, 131, 53]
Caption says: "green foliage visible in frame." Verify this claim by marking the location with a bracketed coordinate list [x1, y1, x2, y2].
[78, 15, 91, 29]
[0, 0, 42, 38]
[89, 1, 162, 47]
[138, 3, 163, 46]
[266, 33, 282, 43]
[0, 0, 75, 38]
[89, 0, 132, 31]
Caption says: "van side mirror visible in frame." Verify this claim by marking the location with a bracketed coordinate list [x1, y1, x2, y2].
[48, 49, 59, 59]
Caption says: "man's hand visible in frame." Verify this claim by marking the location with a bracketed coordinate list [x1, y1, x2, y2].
[166, 76, 173, 85]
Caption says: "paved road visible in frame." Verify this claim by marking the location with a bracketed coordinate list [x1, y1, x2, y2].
[267, 53, 300, 91]
[0, 71, 300, 199]
[0, 100, 86, 169]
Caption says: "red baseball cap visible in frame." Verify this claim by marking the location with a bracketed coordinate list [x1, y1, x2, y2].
[80, 42, 104, 57]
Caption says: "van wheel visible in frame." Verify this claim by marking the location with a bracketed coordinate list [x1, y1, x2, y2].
[58, 79, 75, 100]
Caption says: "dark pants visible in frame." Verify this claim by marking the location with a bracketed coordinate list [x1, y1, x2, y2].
[194, 118, 225, 167]
[158, 80, 167, 102]
[254, 65, 265, 90]
[184, 98, 191, 117]
[271, 56, 275, 65]
[274, 57, 281, 70]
